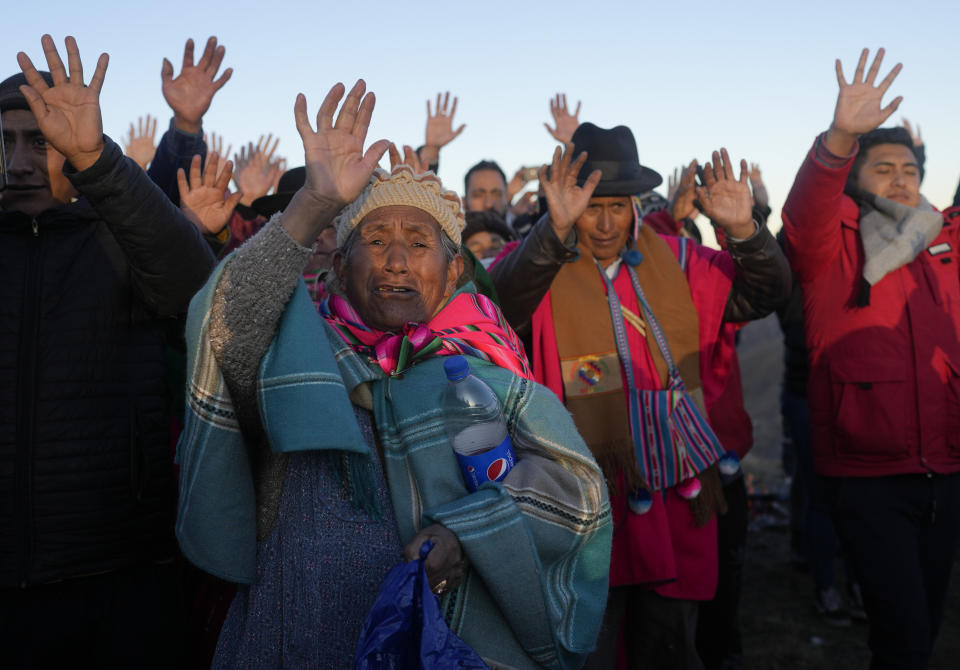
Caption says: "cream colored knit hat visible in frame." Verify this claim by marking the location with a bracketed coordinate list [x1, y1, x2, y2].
[334, 165, 466, 248]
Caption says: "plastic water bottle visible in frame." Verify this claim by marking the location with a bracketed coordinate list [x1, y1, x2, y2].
[442, 356, 516, 492]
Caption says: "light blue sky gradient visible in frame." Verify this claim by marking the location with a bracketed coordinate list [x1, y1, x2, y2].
[7, 1, 960, 243]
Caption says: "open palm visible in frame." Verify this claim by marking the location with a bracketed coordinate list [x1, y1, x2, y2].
[544, 93, 581, 144]
[541, 143, 601, 238]
[124, 114, 158, 169]
[425, 91, 465, 149]
[833, 48, 902, 136]
[696, 149, 752, 232]
[161, 37, 232, 131]
[178, 152, 242, 234]
[294, 80, 390, 207]
[17, 35, 107, 170]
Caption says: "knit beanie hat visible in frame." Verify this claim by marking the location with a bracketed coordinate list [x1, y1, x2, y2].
[0, 72, 54, 113]
[334, 165, 465, 247]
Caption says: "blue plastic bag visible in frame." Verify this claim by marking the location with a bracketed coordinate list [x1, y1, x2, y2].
[355, 541, 489, 669]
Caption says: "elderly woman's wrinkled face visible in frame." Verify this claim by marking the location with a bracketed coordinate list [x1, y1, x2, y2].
[335, 205, 463, 332]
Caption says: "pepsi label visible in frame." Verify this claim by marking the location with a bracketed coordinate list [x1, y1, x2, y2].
[455, 435, 515, 492]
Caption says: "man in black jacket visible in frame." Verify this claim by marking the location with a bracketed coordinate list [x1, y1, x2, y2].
[0, 35, 218, 668]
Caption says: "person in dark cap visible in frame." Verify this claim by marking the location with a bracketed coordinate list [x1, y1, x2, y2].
[490, 124, 789, 669]
[0, 36, 222, 667]
[782, 48, 960, 669]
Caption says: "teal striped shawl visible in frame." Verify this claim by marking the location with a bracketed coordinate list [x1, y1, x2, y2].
[176, 261, 612, 669]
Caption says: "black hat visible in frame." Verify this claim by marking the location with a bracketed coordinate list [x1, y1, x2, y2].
[0, 72, 54, 113]
[250, 166, 305, 217]
[570, 122, 662, 196]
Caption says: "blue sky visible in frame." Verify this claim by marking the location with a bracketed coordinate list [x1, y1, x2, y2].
[6, 1, 960, 242]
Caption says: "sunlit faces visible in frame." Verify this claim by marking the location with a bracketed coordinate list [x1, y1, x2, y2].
[0, 109, 75, 216]
[465, 169, 507, 216]
[464, 230, 506, 260]
[334, 205, 463, 332]
[855, 143, 921, 208]
[575, 196, 634, 267]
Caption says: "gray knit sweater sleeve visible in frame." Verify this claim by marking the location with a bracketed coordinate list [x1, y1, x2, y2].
[209, 213, 315, 430]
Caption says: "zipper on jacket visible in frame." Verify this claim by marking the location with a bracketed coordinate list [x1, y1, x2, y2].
[16, 218, 42, 586]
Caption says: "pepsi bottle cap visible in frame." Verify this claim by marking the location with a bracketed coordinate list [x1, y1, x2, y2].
[443, 355, 470, 381]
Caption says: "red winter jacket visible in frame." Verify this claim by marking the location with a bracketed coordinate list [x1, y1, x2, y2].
[782, 135, 960, 477]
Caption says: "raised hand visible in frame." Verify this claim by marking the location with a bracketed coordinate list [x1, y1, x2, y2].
[544, 93, 581, 144]
[161, 37, 233, 134]
[669, 160, 699, 222]
[506, 167, 529, 205]
[123, 114, 157, 169]
[424, 91, 465, 154]
[177, 152, 242, 235]
[540, 143, 601, 240]
[510, 191, 537, 218]
[281, 80, 390, 245]
[901, 117, 923, 147]
[17, 35, 108, 171]
[667, 167, 680, 202]
[233, 134, 284, 206]
[203, 131, 232, 171]
[748, 162, 769, 208]
[695, 149, 754, 239]
[827, 48, 902, 155]
[388, 143, 428, 173]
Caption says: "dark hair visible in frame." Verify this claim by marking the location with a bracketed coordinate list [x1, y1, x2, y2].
[463, 160, 506, 195]
[847, 127, 918, 187]
[462, 210, 516, 245]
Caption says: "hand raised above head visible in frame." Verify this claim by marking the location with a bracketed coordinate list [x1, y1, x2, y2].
[203, 131, 232, 167]
[540, 142, 601, 240]
[669, 160, 699, 223]
[177, 151, 242, 235]
[827, 48, 902, 155]
[695, 148, 754, 239]
[388, 143, 428, 174]
[544, 93, 581, 144]
[124, 114, 158, 170]
[748, 162, 769, 208]
[233, 134, 285, 206]
[17, 34, 108, 171]
[293, 80, 390, 210]
[161, 36, 233, 134]
[425, 91, 465, 150]
[901, 117, 923, 147]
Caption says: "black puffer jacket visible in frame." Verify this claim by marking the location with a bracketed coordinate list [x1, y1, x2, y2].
[0, 138, 216, 586]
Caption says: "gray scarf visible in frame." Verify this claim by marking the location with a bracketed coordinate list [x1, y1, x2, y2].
[847, 186, 942, 306]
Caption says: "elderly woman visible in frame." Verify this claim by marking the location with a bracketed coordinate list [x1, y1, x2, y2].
[175, 81, 611, 670]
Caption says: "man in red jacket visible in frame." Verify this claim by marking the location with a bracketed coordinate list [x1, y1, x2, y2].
[782, 47, 960, 669]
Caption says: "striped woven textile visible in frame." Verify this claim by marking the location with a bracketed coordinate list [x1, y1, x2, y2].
[319, 290, 533, 380]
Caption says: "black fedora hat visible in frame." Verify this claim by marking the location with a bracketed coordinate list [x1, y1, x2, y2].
[250, 166, 305, 217]
[571, 123, 662, 196]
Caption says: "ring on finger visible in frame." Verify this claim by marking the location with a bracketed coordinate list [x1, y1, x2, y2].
[432, 578, 448, 596]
